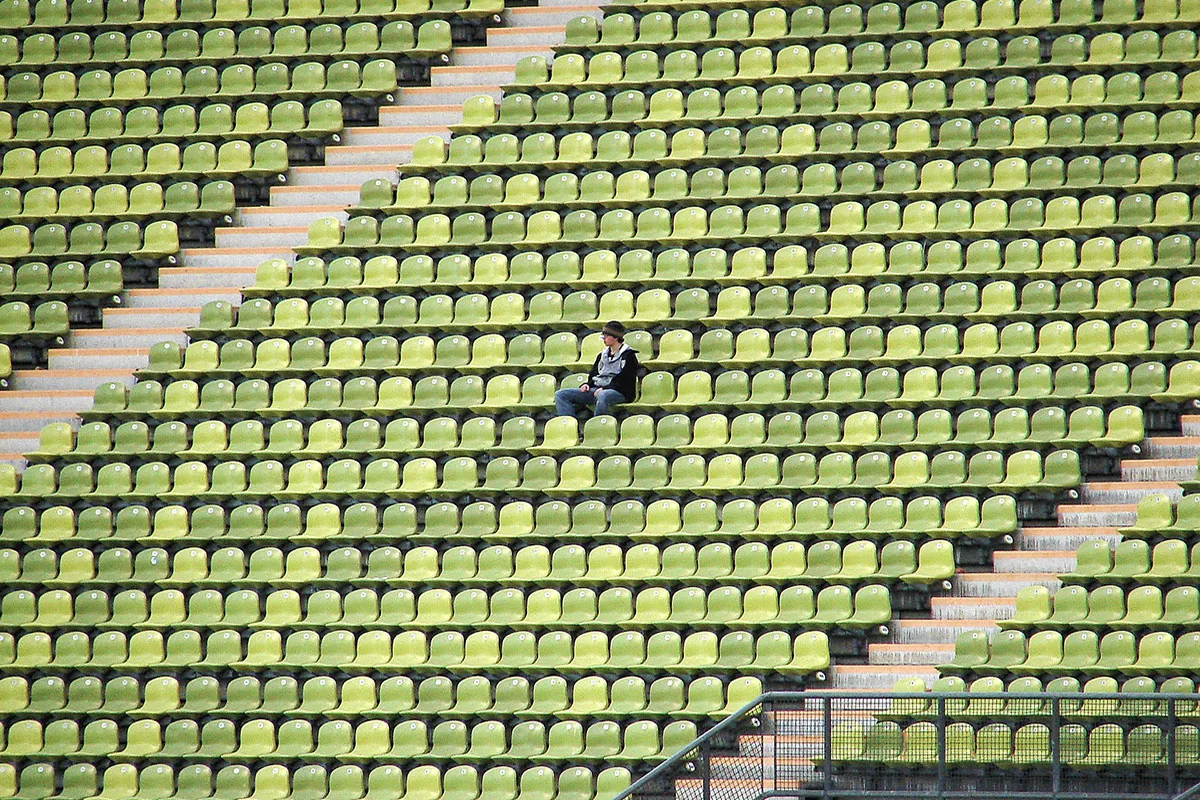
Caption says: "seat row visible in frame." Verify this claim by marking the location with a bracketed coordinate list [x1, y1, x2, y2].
[81, 361, 1195, 423]
[371, 154, 1200, 216]
[191, 305, 1200, 369]
[466, 72, 1199, 134]
[3, 60, 397, 109]
[12, 533, 928, 591]
[245, 236, 1199, 297]
[170, 327, 1197, 390]
[1, 21, 450, 69]
[0, 581, 898, 632]
[409, 113, 1199, 174]
[787, 276, 1195, 324]
[0, 761, 628, 800]
[0, 302, 68, 342]
[0, 626, 832, 675]
[941, 628, 1200, 677]
[1004, 583, 1200, 631]
[0, 260, 122, 301]
[0, 221, 179, 262]
[313, 192, 1200, 255]
[0, 140, 288, 187]
[886, 673, 1192, 720]
[1062, 538, 1200, 584]
[1122, 493, 1200, 539]
[32, 406, 1142, 467]
[0, 715, 690, 767]
[0, 493, 1014, 545]
[0, 539, 907, 587]
[3, 0, 501, 30]
[3, 447, 1082, 502]
[0, 182, 235, 226]
[833, 719, 1184, 769]
[521, 35, 1195, 92]
[566, 0, 1192, 46]
[0, 671, 762, 722]
[0, 535, 946, 589]
[344, 203, 1198, 259]
[0, 537, 936, 594]
[2, 100, 343, 147]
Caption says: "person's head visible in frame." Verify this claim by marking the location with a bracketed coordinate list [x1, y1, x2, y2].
[601, 321, 626, 347]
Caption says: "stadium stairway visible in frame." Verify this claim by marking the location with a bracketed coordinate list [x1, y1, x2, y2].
[831, 416, 1199, 692]
[0, 0, 606, 467]
[663, 417, 1200, 800]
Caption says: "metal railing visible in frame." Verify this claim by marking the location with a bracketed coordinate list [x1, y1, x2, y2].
[614, 690, 1200, 800]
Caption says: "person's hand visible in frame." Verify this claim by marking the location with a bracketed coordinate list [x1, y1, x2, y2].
[580, 384, 590, 392]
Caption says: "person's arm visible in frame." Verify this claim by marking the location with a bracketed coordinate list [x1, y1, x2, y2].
[619, 350, 640, 380]
[615, 350, 640, 398]
[582, 352, 602, 392]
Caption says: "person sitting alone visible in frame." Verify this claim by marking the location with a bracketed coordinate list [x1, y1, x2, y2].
[554, 321, 640, 419]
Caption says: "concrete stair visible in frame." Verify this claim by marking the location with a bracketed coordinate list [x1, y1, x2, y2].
[0, 0, 605, 461]
[745, 421, 1195, 800]
[829, 419, 1193, 693]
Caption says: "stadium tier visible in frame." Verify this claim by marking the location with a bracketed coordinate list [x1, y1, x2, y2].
[2, 0, 1200, 797]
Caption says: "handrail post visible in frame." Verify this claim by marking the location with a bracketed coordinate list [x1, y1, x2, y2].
[936, 695, 946, 800]
[1050, 695, 1060, 800]
[1169, 697, 1178, 798]
[700, 736, 711, 800]
[823, 695, 833, 800]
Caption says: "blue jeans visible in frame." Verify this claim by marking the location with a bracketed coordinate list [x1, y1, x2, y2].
[555, 387, 627, 418]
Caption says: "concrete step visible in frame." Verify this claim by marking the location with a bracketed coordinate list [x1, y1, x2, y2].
[378, 104, 462, 127]
[324, 143, 413, 167]
[291, 164, 399, 186]
[1021, 526, 1122, 551]
[99, 307, 201, 330]
[486, 23, 567, 47]
[9, 369, 135, 392]
[0, 390, 93, 414]
[1080, 481, 1182, 504]
[1058, 503, 1137, 528]
[930, 596, 1016, 620]
[1120, 457, 1196, 482]
[954, 571, 1061, 597]
[706, 754, 796, 780]
[1143, 436, 1200, 459]
[69, 328, 189, 350]
[891, 619, 999, 644]
[180, 247, 293, 269]
[157, 265, 258, 290]
[532, 0, 606, 7]
[395, 84, 503, 106]
[0, 431, 40, 453]
[237, 206, 348, 229]
[503, 5, 596, 27]
[270, 185, 364, 208]
[452, 43, 549, 67]
[0, 412, 85, 433]
[342, 126, 450, 148]
[831, 664, 939, 690]
[124, 288, 243, 310]
[867, 643, 956, 666]
[214, 226, 309, 250]
[993, 549, 1075, 574]
[1181, 414, 1200, 436]
[48, 348, 149, 372]
[431, 63, 516, 87]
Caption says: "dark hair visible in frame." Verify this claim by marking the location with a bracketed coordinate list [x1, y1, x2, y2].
[601, 321, 626, 341]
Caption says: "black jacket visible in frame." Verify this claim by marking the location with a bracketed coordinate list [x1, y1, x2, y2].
[588, 345, 640, 400]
